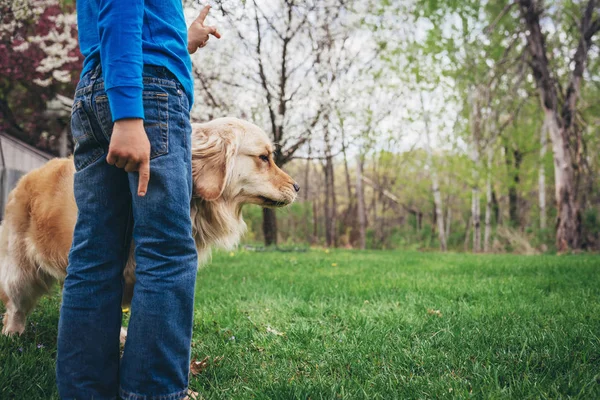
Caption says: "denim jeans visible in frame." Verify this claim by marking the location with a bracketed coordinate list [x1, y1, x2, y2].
[56, 65, 198, 400]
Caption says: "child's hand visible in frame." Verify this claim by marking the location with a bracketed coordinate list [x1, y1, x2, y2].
[188, 5, 221, 54]
[106, 118, 151, 197]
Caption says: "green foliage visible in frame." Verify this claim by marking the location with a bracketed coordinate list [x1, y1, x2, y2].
[242, 203, 315, 246]
[582, 208, 600, 249]
[2, 251, 600, 398]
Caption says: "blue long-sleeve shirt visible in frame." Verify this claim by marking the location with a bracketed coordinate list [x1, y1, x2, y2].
[77, 0, 194, 121]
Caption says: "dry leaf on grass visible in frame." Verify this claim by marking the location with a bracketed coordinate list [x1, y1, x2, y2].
[190, 356, 210, 376]
[427, 309, 443, 317]
[190, 356, 224, 376]
[266, 326, 285, 336]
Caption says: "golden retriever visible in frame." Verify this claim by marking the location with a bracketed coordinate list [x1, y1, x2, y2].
[0, 117, 298, 335]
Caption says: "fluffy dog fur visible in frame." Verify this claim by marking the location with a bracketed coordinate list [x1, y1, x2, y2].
[0, 117, 297, 335]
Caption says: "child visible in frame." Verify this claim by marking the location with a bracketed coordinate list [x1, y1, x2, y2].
[56, 3, 219, 399]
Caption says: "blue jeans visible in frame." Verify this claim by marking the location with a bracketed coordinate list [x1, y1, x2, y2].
[56, 65, 198, 400]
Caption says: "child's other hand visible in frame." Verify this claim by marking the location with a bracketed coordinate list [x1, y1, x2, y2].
[188, 5, 221, 54]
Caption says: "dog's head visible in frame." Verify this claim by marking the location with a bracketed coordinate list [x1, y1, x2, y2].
[190, 118, 299, 208]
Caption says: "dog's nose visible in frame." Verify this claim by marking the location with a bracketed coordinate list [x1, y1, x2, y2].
[293, 183, 300, 192]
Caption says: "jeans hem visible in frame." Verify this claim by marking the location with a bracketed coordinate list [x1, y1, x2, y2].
[119, 387, 188, 400]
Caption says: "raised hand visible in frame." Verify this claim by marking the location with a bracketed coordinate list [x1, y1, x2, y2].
[188, 5, 221, 54]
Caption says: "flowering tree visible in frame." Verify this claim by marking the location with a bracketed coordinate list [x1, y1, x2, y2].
[0, 0, 81, 154]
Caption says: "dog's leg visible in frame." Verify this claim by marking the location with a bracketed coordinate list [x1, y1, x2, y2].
[121, 246, 136, 310]
[1, 257, 54, 336]
[2, 283, 52, 336]
[1, 272, 29, 336]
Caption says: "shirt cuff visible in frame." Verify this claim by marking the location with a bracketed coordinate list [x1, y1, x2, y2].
[106, 86, 144, 121]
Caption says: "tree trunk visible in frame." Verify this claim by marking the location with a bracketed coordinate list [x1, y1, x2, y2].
[304, 143, 312, 244]
[312, 196, 319, 244]
[507, 147, 522, 227]
[323, 125, 337, 247]
[539, 119, 547, 230]
[546, 112, 580, 249]
[323, 160, 335, 247]
[420, 93, 447, 251]
[472, 187, 481, 252]
[492, 189, 500, 225]
[339, 115, 353, 201]
[464, 216, 472, 252]
[469, 88, 482, 253]
[370, 161, 377, 239]
[484, 146, 493, 252]
[262, 208, 278, 246]
[445, 204, 452, 242]
[341, 137, 354, 242]
[355, 154, 367, 249]
[429, 167, 446, 250]
[330, 164, 338, 247]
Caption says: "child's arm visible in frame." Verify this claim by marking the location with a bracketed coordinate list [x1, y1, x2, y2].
[98, 0, 150, 196]
[98, 0, 145, 122]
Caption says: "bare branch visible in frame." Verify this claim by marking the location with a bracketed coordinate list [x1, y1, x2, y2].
[254, 2, 286, 41]
[485, 1, 519, 35]
[252, 0, 278, 139]
[280, 109, 323, 164]
[193, 66, 219, 108]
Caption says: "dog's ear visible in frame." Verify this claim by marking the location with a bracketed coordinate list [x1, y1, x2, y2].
[191, 123, 238, 201]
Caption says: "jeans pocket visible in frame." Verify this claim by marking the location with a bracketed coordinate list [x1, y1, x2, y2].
[143, 91, 169, 159]
[71, 100, 104, 171]
[94, 95, 113, 141]
[95, 91, 169, 159]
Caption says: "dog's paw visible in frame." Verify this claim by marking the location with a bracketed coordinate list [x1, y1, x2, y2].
[2, 323, 25, 336]
[185, 390, 200, 400]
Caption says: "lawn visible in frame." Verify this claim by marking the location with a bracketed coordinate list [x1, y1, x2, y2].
[1, 250, 599, 399]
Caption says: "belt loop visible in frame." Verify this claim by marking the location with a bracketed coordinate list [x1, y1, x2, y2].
[91, 64, 102, 80]
[88, 65, 102, 109]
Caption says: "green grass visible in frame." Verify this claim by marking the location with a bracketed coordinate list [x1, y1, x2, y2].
[1, 250, 599, 399]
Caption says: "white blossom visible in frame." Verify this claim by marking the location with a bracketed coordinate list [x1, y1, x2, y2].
[33, 77, 52, 87]
[52, 69, 71, 83]
[2, 0, 78, 87]
[13, 41, 30, 52]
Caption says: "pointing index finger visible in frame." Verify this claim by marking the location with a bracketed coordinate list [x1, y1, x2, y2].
[195, 5, 211, 25]
[137, 160, 150, 197]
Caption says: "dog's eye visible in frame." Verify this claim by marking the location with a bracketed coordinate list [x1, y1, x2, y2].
[259, 155, 269, 162]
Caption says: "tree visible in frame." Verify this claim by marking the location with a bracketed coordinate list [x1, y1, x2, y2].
[0, 0, 81, 154]
[517, 0, 600, 251]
